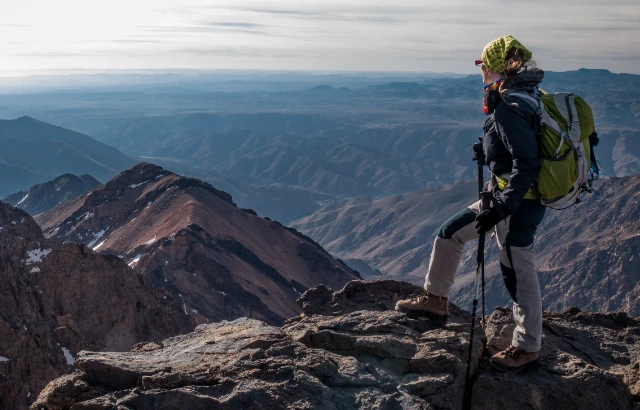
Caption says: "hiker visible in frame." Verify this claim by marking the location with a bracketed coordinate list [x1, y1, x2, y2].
[396, 35, 546, 371]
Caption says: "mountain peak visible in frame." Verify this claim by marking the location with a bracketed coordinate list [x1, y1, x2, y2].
[3, 173, 101, 215]
[107, 162, 235, 207]
[14, 115, 40, 123]
[35, 162, 358, 327]
[126, 161, 164, 176]
[576, 67, 613, 74]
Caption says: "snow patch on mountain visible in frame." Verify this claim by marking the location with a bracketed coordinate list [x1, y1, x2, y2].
[130, 181, 149, 189]
[87, 229, 107, 248]
[128, 254, 142, 267]
[17, 194, 29, 205]
[61, 347, 75, 365]
[25, 248, 52, 265]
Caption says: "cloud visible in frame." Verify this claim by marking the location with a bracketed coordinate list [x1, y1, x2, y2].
[109, 38, 166, 44]
[142, 24, 268, 36]
[2, 0, 640, 73]
[207, 22, 263, 28]
[14, 51, 109, 58]
[173, 46, 297, 58]
[243, 8, 322, 17]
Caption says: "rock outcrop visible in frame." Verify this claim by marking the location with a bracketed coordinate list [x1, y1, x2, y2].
[36, 163, 360, 326]
[473, 307, 639, 409]
[4, 173, 101, 215]
[0, 201, 193, 410]
[31, 280, 639, 410]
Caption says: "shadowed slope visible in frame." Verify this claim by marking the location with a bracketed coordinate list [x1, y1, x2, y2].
[0, 201, 192, 410]
[0, 116, 134, 197]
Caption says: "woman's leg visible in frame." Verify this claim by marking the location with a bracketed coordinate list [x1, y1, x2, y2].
[495, 199, 547, 352]
[396, 200, 482, 320]
[425, 200, 482, 296]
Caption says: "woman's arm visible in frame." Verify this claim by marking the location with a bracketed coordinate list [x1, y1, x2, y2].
[494, 102, 542, 213]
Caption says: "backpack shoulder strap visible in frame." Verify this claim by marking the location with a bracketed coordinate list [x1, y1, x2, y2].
[504, 90, 540, 109]
[552, 93, 582, 142]
[506, 91, 569, 158]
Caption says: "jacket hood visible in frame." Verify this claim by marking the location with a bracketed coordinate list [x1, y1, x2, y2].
[502, 67, 544, 93]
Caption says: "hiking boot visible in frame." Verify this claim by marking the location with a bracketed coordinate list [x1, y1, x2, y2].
[489, 345, 539, 372]
[395, 292, 448, 325]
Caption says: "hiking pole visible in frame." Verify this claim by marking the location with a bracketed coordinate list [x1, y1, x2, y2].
[479, 172, 489, 326]
[463, 148, 489, 410]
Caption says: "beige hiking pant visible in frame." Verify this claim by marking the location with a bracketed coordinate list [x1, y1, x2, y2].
[424, 199, 545, 352]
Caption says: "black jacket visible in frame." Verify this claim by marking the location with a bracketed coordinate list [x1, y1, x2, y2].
[482, 68, 544, 213]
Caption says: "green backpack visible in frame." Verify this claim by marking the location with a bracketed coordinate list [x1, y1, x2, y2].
[506, 90, 599, 209]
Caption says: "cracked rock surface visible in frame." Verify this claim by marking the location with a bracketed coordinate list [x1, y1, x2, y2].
[473, 307, 639, 410]
[31, 281, 638, 410]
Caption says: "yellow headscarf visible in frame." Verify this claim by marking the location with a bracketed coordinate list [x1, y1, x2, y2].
[481, 35, 532, 75]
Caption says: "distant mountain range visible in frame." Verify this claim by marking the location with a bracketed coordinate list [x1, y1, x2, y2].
[291, 180, 477, 279]
[0, 116, 134, 197]
[0, 69, 637, 222]
[292, 174, 640, 316]
[3, 69, 627, 222]
[36, 163, 359, 325]
[3, 173, 100, 215]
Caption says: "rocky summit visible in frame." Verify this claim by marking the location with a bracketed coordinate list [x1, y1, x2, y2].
[35, 163, 360, 326]
[31, 280, 639, 410]
[0, 201, 193, 410]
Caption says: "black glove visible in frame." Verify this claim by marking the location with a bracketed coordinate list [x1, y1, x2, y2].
[472, 140, 485, 165]
[474, 204, 509, 234]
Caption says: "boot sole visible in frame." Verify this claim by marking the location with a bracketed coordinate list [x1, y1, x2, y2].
[489, 358, 539, 374]
[395, 305, 448, 325]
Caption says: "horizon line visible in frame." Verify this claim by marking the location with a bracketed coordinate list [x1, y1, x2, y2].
[0, 66, 631, 80]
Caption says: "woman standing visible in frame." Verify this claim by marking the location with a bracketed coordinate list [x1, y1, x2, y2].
[395, 35, 547, 372]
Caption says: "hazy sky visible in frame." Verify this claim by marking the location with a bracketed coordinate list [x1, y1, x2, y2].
[1, 0, 639, 75]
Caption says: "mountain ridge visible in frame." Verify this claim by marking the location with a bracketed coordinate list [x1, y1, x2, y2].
[0, 116, 135, 197]
[4, 173, 101, 215]
[36, 163, 360, 326]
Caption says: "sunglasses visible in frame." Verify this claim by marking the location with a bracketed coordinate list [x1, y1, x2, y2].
[475, 60, 484, 67]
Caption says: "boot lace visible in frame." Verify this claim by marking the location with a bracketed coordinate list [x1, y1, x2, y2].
[408, 292, 445, 306]
[409, 292, 429, 304]
[504, 345, 523, 359]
